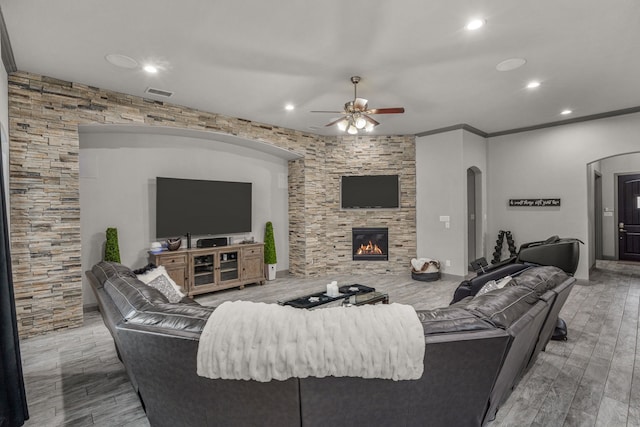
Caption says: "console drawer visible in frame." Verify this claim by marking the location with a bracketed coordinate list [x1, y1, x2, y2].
[159, 253, 187, 265]
[243, 247, 262, 257]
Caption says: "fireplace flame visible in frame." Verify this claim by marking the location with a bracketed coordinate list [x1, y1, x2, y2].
[356, 241, 384, 255]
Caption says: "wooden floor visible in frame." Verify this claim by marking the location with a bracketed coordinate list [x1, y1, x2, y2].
[17, 261, 640, 426]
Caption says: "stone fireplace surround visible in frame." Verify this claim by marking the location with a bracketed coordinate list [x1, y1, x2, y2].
[7, 71, 416, 337]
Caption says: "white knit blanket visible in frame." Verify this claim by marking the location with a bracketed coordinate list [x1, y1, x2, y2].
[196, 301, 425, 382]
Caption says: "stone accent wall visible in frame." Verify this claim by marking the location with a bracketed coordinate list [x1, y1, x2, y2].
[323, 135, 416, 274]
[8, 70, 415, 337]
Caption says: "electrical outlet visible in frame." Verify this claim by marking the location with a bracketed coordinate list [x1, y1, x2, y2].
[445, 260, 451, 267]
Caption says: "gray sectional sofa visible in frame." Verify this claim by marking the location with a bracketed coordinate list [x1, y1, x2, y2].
[87, 261, 575, 427]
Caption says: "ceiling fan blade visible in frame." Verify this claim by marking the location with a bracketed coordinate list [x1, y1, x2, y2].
[325, 117, 348, 127]
[354, 98, 368, 111]
[311, 110, 345, 114]
[363, 115, 380, 126]
[366, 107, 405, 114]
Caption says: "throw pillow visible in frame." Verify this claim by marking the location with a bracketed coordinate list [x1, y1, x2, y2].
[475, 275, 513, 297]
[137, 265, 185, 297]
[147, 274, 184, 303]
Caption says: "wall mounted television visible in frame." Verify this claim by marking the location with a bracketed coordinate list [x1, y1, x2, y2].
[156, 177, 252, 238]
[341, 175, 400, 209]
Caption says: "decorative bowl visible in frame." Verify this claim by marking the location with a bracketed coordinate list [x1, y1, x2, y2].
[166, 238, 182, 251]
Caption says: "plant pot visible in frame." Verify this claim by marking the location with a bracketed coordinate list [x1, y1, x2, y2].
[265, 264, 277, 281]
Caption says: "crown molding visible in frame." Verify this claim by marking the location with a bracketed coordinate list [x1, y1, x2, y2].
[0, 6, 17, 73]
[486, 106, 640, 137]
[415, 123, 488, 138]
[416, 106, 640, 139]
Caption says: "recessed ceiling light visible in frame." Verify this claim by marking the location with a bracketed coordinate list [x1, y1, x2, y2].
[465, 19, 485, 31]
[143, 65, 158, 74]
[285, 104, 295, 111]
[526, 81, 541, 89]
[561, 109, 573, 115]
[496, 58, 527, 72]
[105, 54, 138, 69]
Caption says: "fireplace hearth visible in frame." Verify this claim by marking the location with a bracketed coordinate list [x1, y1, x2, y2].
[352, 227, 389, 261]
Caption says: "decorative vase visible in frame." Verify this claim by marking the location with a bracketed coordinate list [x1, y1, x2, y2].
[166, 237, 182, 251]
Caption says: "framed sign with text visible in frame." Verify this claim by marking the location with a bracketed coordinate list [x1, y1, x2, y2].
[508, 198, 561, 207]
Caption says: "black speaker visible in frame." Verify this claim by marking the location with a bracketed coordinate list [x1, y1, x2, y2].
[197, 237, 228, 248]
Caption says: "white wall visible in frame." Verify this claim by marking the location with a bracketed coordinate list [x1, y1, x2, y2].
[416, 129, 487, 276]
[487, 112, 640, 280]
[80, 131, 289, 305]
[598, 152, 640, 258]
[463, 131, 488, 266]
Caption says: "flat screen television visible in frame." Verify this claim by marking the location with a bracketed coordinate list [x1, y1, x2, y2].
[341, 175, 400, 209]
[156, 177, 252, 238]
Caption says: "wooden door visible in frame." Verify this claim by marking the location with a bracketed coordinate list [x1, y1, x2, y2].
[242, 245, 265, 284]
[618, 173, 640, 261]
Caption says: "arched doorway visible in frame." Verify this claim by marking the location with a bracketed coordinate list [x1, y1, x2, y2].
[587, 151, 640, 272]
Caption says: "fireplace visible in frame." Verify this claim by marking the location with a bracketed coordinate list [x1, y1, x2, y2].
[352, 227, 389, 261]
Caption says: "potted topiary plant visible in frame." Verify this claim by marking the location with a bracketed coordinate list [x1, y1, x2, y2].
[263, 221, 277, 281]
[104, 227, 121, 263]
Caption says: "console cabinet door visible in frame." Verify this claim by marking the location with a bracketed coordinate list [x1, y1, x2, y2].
[242, 246, 265, 283]
[150, 252, 188, 292]
[190, 251, 217, 295]
[165, 265, 188, 289]
[218, 250, 241, 286]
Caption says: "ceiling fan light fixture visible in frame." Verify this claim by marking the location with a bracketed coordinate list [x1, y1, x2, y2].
[312, 76, 405, 134]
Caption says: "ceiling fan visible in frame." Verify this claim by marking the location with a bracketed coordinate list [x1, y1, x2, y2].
[312, 76, 405, 134]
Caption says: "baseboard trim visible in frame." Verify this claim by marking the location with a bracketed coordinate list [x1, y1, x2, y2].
[438, 272, 465, 282]
[83, 303, 99, 313]
[275, 269, 289, 278]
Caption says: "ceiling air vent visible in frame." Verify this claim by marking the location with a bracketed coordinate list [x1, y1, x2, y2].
[145, 87, 174, 98]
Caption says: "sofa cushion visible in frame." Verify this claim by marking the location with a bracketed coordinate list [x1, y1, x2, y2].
[91, 261, 138, 286]
[510, 266, 570, 296]
[416, 306, 495, 335]
[126, 303, 214, 332]
[104, 274, 169, 320]
[463, 286, 539, 329]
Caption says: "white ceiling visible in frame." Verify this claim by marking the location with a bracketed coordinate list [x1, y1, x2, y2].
[2, 0, 640, 136]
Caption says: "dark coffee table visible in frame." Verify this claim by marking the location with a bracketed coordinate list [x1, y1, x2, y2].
[341, 291, 389, 306]
[278, 284, 376, 309]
